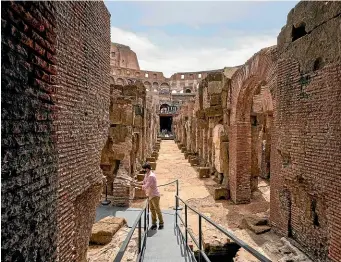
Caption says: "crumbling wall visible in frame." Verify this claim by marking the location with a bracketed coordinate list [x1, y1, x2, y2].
[101, 81, 159, 206]
[271, 2, 341, 261]
[102, 85, 135, 205]
[1, 2, 59, 261]
[54, 2, 110, 261]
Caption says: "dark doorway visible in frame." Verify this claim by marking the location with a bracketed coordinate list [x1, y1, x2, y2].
[160, 116, 172, 133]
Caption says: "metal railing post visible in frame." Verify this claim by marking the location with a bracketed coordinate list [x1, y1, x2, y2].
[144, 207, 147, 232]
[101, 182, 111, 205]
[185, 205, 188, 246]
[138, 219, 141, 254]
[175, 195, 178, 226]
[176, 179, 179, 210]
[198, 215, 202, 262]
[146, 201, 148, 229]
[173, 179, 183, 211]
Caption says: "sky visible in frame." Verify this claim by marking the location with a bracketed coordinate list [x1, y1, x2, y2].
[105, 1, 298, 77]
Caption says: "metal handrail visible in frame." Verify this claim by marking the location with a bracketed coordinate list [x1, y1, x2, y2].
[113, 179, 179, 262]
[113, 199, 149, 262]
[175, 195, 272, 262]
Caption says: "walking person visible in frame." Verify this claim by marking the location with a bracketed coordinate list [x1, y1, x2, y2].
[135, 162, 164, 230]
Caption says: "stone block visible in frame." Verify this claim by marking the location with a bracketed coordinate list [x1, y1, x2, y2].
[202, 228, 232, 253]
[90, 216, 127, 245]
[207, 81, 223, 94]
[184, 152, 194, 159]
[146, 157, 156, 162]
[109, 125, 130, 143]
[136, 174, 145, 181]
[151, 152, 159, 160]
[197, 167, 210, 178]
[190, 158, 199, 166]
[210, 94, 222, 106]
[188, 155, 196, 163]
[214, 187, 229, 200]
[195, 110, 206, 119]
[205, 106, 223, 117]
[240, 215, 270, 234]
[134, 188, 146, 199]
[149, 162, 157, 170]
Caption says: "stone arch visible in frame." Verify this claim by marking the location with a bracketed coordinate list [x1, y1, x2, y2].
[229, 46, 277, 204]
[144, 81, 151, 89]
[116, 78, 125, 86]
[127, 78, 133, 85]
[152, 82, 159, 90]
[160, 82, 170, 89]
[185, 88, 191, 93]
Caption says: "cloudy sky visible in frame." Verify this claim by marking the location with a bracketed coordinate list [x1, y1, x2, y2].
[105, 1, 298, 77]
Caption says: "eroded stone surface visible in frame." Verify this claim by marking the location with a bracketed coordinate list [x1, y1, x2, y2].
[87, 227, 138, 262]
[90, 217, 127, 245]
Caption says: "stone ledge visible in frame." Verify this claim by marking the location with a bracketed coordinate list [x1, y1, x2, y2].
[214, 187, 229, 200]
[146, 157, 156, 162]
[90, 217, 127, 245]
[197, 167, 211, 178]
[239, 215, 271, 234]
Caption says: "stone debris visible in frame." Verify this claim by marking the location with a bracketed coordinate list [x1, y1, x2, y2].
[263, 238, 313, 262]
[90, 217, 127, 245]
[239, 215, 271, 234]
[87, 227, 138, 262]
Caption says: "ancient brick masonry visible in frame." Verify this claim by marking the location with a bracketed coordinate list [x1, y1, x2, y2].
[1, 2, 59, 261]
[53, 2, 111, 261]
[174, 2, 341, 261]
[1, 2, 111, 262]
[271, 2, 341, 261]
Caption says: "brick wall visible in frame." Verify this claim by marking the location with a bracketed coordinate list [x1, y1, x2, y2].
[228, 47, 277, 204]
[1, 2, 58, 261]
[53, 2, 110, 261]
[271, 2, 341, 261]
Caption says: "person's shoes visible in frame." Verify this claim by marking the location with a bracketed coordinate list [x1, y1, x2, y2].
[158, 224, 164, 230]
[150, 224, 157, 230]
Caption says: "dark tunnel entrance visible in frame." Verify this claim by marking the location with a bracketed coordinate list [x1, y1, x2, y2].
[160, 116, 172, 134]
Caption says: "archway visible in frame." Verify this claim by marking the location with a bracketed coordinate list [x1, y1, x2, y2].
[116, 78, 125, 86]
[144, 81, 151, 90]
[185, 88, 191, 93]
[159, 104, 172, 135]
[229, 47, 277, 204]
[160, 103, 169, 114]
[152, 82, 159, 90]
[160, 82, 170, 89]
